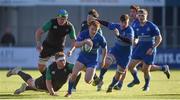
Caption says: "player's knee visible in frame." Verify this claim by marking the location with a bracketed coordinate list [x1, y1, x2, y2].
[85, 78, 92, 84]
[70, 73, 78, 81]
[104, 59, 111, 68]
[27, 79, 35, 88]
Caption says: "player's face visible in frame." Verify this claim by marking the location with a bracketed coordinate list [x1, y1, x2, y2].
[89, 25, 98, 36]
[56, 59, 66, 69]
[120, 20, 129, 28]
[130, 9, 137, 19]
[57, 16, 67, 25]
[138, 13, 147, 23]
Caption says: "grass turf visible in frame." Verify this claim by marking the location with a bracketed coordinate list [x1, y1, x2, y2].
[0, 70, 180, 100]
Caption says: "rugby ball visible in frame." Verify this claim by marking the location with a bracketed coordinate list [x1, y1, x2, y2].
[82, 44, 93, 52]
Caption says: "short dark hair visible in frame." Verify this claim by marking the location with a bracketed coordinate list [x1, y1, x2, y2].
[88, 9, 99, 18]
[89, 20, 100, 29]
[120, 14, 129, 22]
[130, 5, 140, 12]
[138, 9, 148, 15]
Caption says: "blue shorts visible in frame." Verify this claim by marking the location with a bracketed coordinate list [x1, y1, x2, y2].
[132, 43, 156, 65]
[109, 46, 132, 69]
[77, 52, 97, 68]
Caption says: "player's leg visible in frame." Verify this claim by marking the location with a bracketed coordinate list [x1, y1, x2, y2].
[72, 72, 82, 92]
[7, 67, 37, 94]
[150, 64, 170, 79]
[92, 73, 100, 86]
[85, 67, 96, 84]
[97, 53, 115, 91]
[66, 61, 84, 97]
[114, 69, 127, 90]
[92, 49, 102, 86]
[107, 65, 126, 93]
[141, 62, 151, 91]
[38, 57, 49, 75]
[127, 59, 141, 87]
[38, 46, 52, 74]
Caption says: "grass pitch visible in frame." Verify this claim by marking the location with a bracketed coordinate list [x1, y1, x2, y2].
[0, 70, 180, 100]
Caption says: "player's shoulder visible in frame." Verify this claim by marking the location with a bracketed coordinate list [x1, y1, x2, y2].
[131, 19, 139, 27]
[147, 21, 158, 28]
[79, 29, 89, 36]
[66, 21, 74, 27]
[127, 26, 134, 32]
[50, 18, 57, 23]
[96, 32, 106, 41]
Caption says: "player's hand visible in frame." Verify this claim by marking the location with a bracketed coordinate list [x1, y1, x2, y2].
[67, 50, 73, 57]
[84, 39, 93, 46]
[146, 48, 154, 55]
[49, 92, 58, 96]
[36, 42, 42, 52]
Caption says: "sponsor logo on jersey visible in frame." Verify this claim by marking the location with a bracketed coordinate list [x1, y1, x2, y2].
[53, 25, 58, 29]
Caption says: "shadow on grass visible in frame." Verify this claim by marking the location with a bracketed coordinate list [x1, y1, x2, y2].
[143, 93, 180, 99]
[0, 94, 39, 99]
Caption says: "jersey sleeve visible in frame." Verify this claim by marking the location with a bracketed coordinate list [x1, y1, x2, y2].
[76, 31, 85, 42]
[69, 23, 77, 40]
[42, 20, 52, 32]
[99, 35, 107, 48]
[46, 67, 52, 80]
[151, 23, 161, 36]
[80, 21, 87, 32]
[67, 63, 74, 73]
[126, 27, 134, 40]
[108, 23, 119, 30]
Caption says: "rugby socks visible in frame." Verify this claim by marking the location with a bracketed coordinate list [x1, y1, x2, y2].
[161, 65, 166, 71]
[117, 80, 123, 88]
[99, 68, 108, 80]
[109, 77, 119, 87]
[144, 76, 150, 88]
[73, 73, 82, 89]
[25, 86, 36, 91]
[93, 73, 98, 80]
[68, 81, 74, 94]
[131, 70, 139, 82]
[17, 71, 32, 82]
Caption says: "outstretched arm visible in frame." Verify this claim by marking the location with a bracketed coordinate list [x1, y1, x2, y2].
[114, 28, 133, 44]
[96, 19, 110, 27]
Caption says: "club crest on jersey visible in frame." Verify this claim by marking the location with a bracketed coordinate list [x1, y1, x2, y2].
[141, 33, 145, 36]
[136, 28, 139, 32]
[53, 25, 58, 29]
[147, 27, 150, 31]
[52, 71, 55, 74]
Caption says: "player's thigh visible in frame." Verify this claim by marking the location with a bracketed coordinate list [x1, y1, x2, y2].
[85, 67, 96, 83]
[142, 62, 151, 73]
[115, 65, 126, 79]
[71, 61, 84, 80]
[128, 59, 142, 70]
[104, 53, 115, 68]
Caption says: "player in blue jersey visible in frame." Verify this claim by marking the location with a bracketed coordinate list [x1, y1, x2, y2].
[96, 14, 134, 92]
[127, 9, 163, 91]
[65, 21, 107, 97]
[80, 9, 104, 87]
[113, 5, 170, 90]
